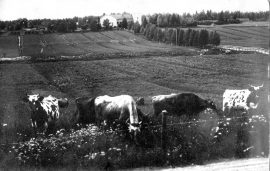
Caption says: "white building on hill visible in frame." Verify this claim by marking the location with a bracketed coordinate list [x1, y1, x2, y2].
[100, 13, 134, 28]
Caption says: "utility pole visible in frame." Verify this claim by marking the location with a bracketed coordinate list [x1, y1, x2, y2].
[267, 0, 270, 151]
[18, 30, 24, 56]
[267, 0, 270, 103]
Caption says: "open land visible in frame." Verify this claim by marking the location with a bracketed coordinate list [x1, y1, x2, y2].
[0, 22, 269, 169]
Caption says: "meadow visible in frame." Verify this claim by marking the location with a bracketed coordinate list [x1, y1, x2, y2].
[200, 21, 269, 49]
[0, 23, 269, 169]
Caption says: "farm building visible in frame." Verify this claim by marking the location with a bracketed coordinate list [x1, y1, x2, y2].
[100, 13, 134, 27]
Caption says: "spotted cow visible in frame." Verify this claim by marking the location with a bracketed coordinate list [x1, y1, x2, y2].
[23, 94, 69, 134]
[222, 84, 263, 112]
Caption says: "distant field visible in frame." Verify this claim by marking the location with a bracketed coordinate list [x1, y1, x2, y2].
[0, 30, 196, 58]
[199, 22, 269, 49]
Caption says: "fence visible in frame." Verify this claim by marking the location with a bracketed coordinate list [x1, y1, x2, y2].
[0, 109, 268, 169]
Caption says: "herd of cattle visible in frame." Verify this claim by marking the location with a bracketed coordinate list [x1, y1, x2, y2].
[23, 84, 264, 136]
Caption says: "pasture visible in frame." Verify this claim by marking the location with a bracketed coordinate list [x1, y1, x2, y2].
[200, 21, 269, 49]
[0, 30, 196, 58]
[0, 27, 269, 169]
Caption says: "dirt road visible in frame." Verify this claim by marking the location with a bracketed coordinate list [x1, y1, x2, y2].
[131, 158, 269, 171]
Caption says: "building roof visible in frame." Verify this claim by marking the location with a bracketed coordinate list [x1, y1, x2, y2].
[109, 13, 133, 21]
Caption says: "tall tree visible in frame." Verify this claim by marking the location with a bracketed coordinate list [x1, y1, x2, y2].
[103, 19, 110, 30]
[90, 20, 100, 31]
[133, 21, 141, 33]
[212, 31, 220, 46]
[157, 14, 162, 27]
[198, 29, 209, 47]
[141, 15, 148, 28]
[122, 18, 128, 29]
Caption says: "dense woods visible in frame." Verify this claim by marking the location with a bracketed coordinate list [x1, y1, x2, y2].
[142, 23, 220, 47]
[143, 10, 269, 27]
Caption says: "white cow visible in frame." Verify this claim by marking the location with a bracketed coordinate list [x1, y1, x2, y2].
[222, 84, 263, 112]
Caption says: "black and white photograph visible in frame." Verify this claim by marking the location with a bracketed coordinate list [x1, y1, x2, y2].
[0, 0, 269, 170]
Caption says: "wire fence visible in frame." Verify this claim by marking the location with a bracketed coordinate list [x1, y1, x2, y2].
[0, 111, 267, 147]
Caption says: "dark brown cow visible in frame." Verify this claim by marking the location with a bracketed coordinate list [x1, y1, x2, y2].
[152, 93, 217, 119]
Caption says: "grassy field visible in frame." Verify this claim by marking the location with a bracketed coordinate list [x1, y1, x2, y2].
[0, 30, 196, 58]
[199, 22, 269, 49]
[0, 24, 269, 168]
[0, 52, 268, 143]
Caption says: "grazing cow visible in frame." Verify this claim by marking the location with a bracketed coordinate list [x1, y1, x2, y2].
[222, 84, 264, 112]
[152, 93, 217, 119]
[74, 95, 142, 133]
[23, 94, 69, 134]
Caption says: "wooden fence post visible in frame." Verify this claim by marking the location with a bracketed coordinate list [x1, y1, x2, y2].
[161, 110, 167, 160]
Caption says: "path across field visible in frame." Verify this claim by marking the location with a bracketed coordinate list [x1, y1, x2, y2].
[132, 157, 269, 171]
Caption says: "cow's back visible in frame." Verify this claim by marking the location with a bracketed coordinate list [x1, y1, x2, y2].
[173, 93, 206, 114]
[95, 95, 136, 121]
[152, 93, 208, 116]
[222, 89, 251, 111]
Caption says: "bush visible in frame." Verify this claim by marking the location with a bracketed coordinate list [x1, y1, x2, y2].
[1, 109, 267, 169]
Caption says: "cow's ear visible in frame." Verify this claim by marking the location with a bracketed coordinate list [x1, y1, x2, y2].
[38, 96, 44, 101]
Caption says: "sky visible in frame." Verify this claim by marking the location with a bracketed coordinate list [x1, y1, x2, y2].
[0, 0, 268, 21]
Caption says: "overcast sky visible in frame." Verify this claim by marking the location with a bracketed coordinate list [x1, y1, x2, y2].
[0, 0, 268, 20]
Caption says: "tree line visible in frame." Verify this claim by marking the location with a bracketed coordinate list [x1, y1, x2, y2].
[142, 10, 269, 27]
[0, 16, 103, 33]
[142, 23, 220, 47]
[0, 10, 268, 33]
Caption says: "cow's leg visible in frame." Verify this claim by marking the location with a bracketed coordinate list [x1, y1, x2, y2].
[44, 122, 48, 135]
[31, 119, 37, 138]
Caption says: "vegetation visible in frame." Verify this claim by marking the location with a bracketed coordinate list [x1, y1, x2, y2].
[144, 11, 269, 27]
[0, 110, 268, 169]
[0, 35, 268, 167]
[0, 10, 268, 34]
[142, 23, 220, 47]
[102, 19, 111, 30]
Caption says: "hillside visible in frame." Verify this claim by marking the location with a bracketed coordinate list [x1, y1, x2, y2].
[0, 31, 197, 58]
[200, 22, 269, 49]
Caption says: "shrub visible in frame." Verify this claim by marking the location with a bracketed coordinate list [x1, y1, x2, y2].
[1, 109, 267, 169]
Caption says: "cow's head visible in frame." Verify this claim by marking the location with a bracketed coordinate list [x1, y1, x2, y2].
[247, 84, 264, 109]
[23, 94, 44, 111]
[23, 94, 48, 133]
[58, 98, 69, 108]
[205, 99, 217, 111]
[248, 84, 264, 91]
[126, 118, 142, 133]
